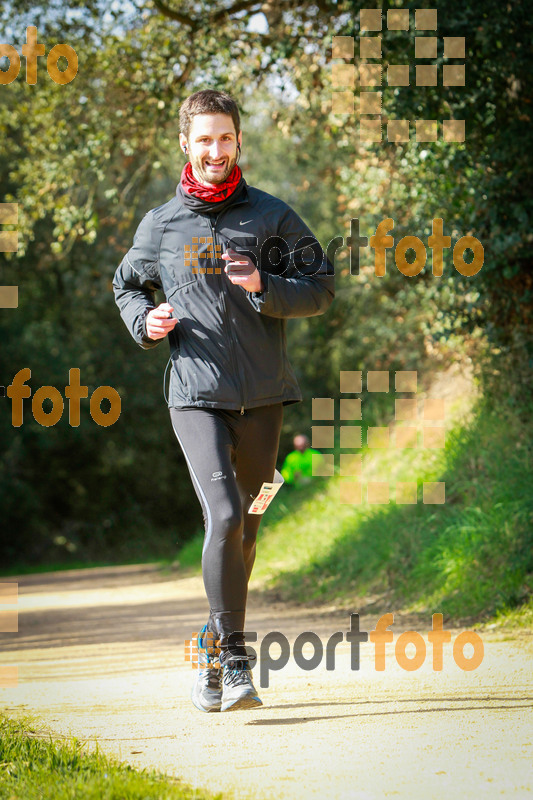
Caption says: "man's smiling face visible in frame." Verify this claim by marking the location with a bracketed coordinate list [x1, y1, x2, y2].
[180, 113, 242, 186]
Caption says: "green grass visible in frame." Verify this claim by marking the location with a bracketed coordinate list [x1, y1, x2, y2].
[250, 391, 533, 623]
[0, 713, 221, 800]
[170, 389, 532, 624]
[485, 599, 533, 630]
[171, 532, 204, 572]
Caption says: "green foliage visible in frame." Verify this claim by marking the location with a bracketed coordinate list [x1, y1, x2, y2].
[0, 0, 531, 586]
[0, 1, 336, 566]
[251, 388, 533, 622]
[336, 0, 533, 347]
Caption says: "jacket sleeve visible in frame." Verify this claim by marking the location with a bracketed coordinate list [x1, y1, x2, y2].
[246, 204, 334, 319]
[112, 210, 163, 350]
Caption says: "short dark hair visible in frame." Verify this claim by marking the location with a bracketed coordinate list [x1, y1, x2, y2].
[179, 90, 241, 140]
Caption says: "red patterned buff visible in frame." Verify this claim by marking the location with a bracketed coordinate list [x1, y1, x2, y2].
[180, 162, 242, 202]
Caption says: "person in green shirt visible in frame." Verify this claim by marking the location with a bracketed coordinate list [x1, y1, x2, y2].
[280, 434, 323, 486]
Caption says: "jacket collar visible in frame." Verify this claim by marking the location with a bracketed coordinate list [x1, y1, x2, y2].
[176, 179, 249, 217]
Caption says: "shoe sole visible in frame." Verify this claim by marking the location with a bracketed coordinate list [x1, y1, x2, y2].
[221, 694, 263, 712]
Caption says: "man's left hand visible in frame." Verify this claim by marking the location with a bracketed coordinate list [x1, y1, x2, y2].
[222, 247, 264, 294]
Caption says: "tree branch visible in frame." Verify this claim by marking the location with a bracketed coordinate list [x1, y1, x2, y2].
[173, 57, 194, 85]
[151, 0, 199, 29]
[211, 0, 264, 22]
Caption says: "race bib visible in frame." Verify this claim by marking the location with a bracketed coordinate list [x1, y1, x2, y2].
[248, 469, 284, 515]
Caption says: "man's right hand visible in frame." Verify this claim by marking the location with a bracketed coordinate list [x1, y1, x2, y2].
[145, 303, 179, 340]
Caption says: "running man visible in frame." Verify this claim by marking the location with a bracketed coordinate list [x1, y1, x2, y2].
[113, 89, 334, 712]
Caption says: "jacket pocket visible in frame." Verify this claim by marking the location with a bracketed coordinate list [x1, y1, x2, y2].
[170, 350, 193, 403]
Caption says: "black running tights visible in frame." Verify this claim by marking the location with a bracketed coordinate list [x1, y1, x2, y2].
[169, 403, 283, 656]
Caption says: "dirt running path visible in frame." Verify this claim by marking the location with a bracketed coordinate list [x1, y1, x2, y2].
[1, 564, 532, 799]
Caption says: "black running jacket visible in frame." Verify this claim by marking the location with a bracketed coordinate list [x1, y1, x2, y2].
[112, 182, 335, 411]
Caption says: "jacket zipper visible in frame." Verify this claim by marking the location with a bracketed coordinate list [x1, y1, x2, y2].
[208, 217, 246, 414]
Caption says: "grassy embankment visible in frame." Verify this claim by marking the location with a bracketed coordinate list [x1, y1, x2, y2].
[176, 376, 533, 626]
[0, 714, 221, 800]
